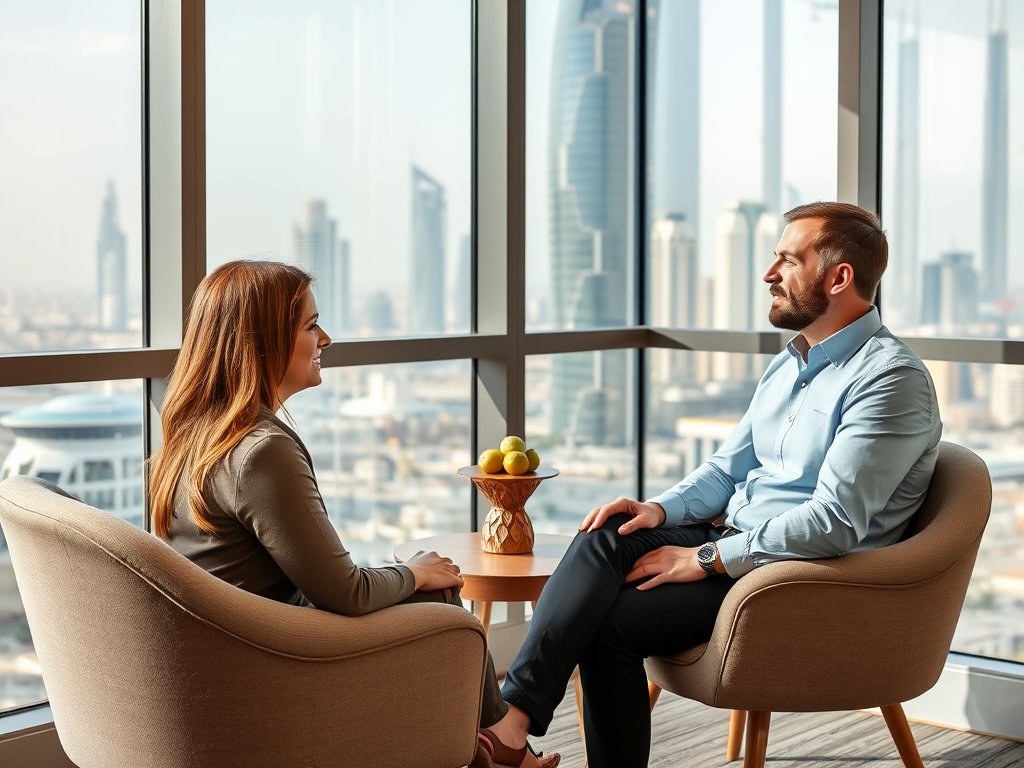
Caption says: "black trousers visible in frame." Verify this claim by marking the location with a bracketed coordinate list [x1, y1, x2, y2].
[502, 515, 738, 767]
[400, 586, 508, 728]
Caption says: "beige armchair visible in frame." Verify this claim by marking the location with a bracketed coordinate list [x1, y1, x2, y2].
[0, 475, 488, 768]
[644, 441, 992, 768]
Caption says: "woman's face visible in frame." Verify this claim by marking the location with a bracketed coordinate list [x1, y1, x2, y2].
[278, 288, 331, 406]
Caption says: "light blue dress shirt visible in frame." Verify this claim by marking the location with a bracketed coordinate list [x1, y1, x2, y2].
[647, 307, 942, 578]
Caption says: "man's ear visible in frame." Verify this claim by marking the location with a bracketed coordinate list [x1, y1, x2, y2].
[829, 263, 856, 296]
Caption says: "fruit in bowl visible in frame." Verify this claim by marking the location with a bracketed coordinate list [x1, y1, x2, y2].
[477, 435, 541, 476]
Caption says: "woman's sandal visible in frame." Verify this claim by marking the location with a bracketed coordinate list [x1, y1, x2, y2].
[471, 729, 561, 768]
[471, 729, 526, 768]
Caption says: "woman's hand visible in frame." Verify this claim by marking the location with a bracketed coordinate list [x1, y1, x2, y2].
[404, 550, 465, 592]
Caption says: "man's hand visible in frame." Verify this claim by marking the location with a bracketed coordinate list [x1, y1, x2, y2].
[579, 497, 667, 535]
[625, 546, 706, 591]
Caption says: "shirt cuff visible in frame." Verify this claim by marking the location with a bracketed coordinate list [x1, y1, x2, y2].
[714, 533, 756, 578]
[645, 491, 689, 528]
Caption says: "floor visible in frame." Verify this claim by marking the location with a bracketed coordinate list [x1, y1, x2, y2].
[527, 681, 1024, 767]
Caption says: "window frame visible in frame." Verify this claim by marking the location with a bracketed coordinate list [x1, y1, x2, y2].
[2, 0, 1024, 737]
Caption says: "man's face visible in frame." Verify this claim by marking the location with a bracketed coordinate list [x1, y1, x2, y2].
[763, 218, 831, 331]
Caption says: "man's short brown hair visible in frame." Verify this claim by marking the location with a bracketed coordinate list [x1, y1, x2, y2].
[784, 202, 888, 302]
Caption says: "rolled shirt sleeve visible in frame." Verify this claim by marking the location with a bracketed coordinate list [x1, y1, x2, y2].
[646, 409, 760, 528]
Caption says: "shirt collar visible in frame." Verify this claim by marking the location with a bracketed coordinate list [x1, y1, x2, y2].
[787, 306, 882, 367]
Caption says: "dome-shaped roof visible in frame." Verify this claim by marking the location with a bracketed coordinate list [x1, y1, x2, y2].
[1, 394, 142, 439]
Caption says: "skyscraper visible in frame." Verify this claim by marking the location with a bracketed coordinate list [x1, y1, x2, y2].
[892, 19, 920, 327]
[921, 251, 979, 330]
[453, 233, 471, 332]
[409, 166, 446, 335]
[293, 200, 351, 336]
[96, 181, 127, 332]
[649, 213, 697, 387]
[763, 0, 783, 213]
[549, 0, 633, 445]
[650, 0, 699, 237]
[712, 202, 776, 381]
[649, 213, 698, 330]
[982, 1, 1009, 302]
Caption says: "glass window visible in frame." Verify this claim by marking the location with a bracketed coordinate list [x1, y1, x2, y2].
[646, 0, 838, 331]
[206, 0, 472, 340]
[526, 0, 637, 331]
[0, 380, 145, 711]
[925, 359, 1024, 662]
[882, 1, 1023, 339]
[526, 351, 637, 535]
[284, 361, 472, 567]
[645, 349, 773, 499]
[0, 1, 143, 354]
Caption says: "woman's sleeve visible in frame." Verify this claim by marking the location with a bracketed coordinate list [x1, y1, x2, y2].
[233, 432, 416, 615]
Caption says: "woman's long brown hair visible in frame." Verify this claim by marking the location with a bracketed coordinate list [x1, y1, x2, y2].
[149, 260, 312, 538]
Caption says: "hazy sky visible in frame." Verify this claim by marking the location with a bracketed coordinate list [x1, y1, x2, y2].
[0, 0, 141, 295]
[1, 0, 1023, 317]
[205, 0, 471, 304]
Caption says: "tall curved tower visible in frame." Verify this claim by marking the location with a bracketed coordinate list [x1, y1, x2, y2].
[548, 0, 634, 444]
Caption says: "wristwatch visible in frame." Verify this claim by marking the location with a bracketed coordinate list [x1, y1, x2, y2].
[696, 542, 720, 576]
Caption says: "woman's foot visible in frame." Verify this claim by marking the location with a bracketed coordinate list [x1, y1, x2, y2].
[524, 743, 560, 768]
[471, 729, 560, 768]
[474, 705, 559, 768]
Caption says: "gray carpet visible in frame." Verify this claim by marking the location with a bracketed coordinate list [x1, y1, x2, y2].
[526, 681, 1024, 767]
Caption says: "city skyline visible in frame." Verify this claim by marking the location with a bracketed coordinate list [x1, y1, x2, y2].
[96, 181, 128, 332]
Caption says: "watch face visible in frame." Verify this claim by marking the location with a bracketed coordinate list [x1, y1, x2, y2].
[698, 543, 716, 566]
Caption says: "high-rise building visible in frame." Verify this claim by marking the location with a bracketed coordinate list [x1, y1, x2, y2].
[409, 166, 446, 335]
[990, 364, 1024, 428]
[96, 181, 127, 331]
[453, 233, 471, 331]
[650, 0, 699, 237]
[366, 291, 395, 336]
[921, 251, 979, 330]
[293, 200, 351, 336]
[892, 21, 920, 326]
[982, 2, 1009, 302]
[649, 213, 698, 330]
[649, 213, 697, 389]
[763, 0, 782, 214]
[754, 211, 781, 328]
[548, 0, 633, 445]
[712, 202, 777, 381]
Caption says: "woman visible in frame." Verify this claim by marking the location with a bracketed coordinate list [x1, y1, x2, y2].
[149, 261, 557, 768]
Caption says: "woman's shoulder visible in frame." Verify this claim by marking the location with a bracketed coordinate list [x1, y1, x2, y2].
[234, 408, 307, 466]
[229, 409, 311, 475]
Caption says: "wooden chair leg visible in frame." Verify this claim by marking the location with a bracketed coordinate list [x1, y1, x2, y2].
[881, 703, 925, 768]
[727, 709, 747, 762]
[648, 680, 662, 711]
[572, 667, 587, 767]
[742, 711, 771, 768]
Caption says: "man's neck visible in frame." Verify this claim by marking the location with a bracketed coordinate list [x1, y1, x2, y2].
[795, 304, 874, 362]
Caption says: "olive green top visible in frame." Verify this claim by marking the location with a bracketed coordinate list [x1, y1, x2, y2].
[167, 407, 415, 615]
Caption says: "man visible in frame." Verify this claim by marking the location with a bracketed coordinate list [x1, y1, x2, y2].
[476, 203, 941, 768]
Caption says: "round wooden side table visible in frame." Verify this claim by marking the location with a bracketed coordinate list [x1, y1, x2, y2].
[394, 531, 573, 634]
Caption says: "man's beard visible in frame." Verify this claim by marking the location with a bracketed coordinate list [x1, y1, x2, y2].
[768, 274, 830, 331]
